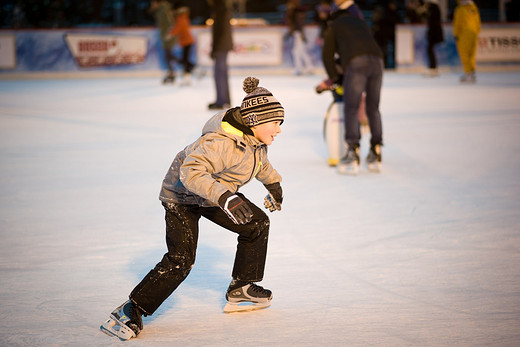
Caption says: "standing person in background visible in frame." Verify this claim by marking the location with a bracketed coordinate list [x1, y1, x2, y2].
[453, 0, 481, 83]
[372, 0, 401, 69]
[405, 0, 427, 23]
[150, 0, 177, 84]
[315, 0, 369, 157]
[424, 0, 444, 77]
[321, 0, 384, 175]
[208, 0, 233, 110]
[336, 0, 365, 20]
[315, 0, 333, 47]
[286, 0, 314, 75]
[170, 1, 195, 86]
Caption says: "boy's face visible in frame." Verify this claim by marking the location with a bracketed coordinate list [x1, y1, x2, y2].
[251, 121, 282, 145]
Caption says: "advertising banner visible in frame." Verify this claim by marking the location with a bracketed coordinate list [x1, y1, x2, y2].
[477, 27, 520, 62]
[64, 33, 148, 68]
[0, 34, 16, 69]
[196, 29, 283, 67]
[396, 23, 520, 69]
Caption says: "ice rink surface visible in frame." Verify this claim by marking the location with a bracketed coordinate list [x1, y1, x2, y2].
[1, 71, 519, 346]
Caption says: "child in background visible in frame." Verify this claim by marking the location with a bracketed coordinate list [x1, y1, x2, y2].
[170, 2, 196, 85]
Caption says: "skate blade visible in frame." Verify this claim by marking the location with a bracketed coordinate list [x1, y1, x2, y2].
[99, 324, 116, 338]
[367, 162, 382, 173]
[337, 163, 359, 175]
[223, 301, 271, 313]
[100, 316, 136, 341]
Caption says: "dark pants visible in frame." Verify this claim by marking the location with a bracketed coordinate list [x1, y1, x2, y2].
[213, 50, 230, 106]
[130, 194, 269, 315]
[427, 41, 438, 69]
[180, 44, 194, 73]
[342, 55, 384, 148]
[163, 44, 176, 73]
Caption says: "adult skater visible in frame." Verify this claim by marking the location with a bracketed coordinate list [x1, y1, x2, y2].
[424, 0, 444, 77]
[453, 0, 481, 83]
[285, 0, 314, 75]
[149, 0, 177, 84]
[101, 77, 285, 340]
[208, 0, 233, 110]
[321, 0, 384, 174]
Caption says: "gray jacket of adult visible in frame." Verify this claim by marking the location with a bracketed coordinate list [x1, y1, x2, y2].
[151, 1, 176, 49]
[159, 108, 282, 207]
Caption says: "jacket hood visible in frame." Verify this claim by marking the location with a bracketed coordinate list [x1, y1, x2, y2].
[202, 108, 262, 147]
[202, 111, 227, 135]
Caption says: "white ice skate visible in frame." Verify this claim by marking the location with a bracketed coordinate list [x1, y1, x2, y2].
[224, 300, 272, 313]
[337, 147, 360, 175]
[100, 317, 136, 340]
[223, 281, 272, 313]
[100, 300, 142, 341]
[460, 72, 476, 83]
[366, 144, 382, 173]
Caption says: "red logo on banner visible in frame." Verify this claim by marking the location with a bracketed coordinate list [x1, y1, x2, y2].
[64, 34, 147, 68]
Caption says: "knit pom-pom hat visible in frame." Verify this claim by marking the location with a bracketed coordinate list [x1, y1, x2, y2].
[240, 77, 284, 127]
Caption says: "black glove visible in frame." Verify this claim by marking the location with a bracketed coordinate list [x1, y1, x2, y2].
[218, 191, 253, 225]
[264, 182, 283, 212]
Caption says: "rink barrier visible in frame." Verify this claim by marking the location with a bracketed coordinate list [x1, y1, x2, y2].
[1, 23, 519, 78]
[396, 23, 520, 72]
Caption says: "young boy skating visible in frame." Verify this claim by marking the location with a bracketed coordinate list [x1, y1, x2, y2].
[101, 76, 285, 340]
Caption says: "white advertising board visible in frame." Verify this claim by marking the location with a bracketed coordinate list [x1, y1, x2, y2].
[396, 29, 415, 65]
[0, 35, 16, 69]
[196, 29, 283, 66]
[64, 33, 147, 68]
[477, 27, 520, 62]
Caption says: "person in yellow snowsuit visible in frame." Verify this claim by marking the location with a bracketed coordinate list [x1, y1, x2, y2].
[453, 0, 481, 82]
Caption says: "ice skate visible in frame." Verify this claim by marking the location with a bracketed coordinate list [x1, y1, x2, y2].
[460, 71, 476, 83]
[100, 300, 143, 341]
[366, 144, 382, 173]
[191, 66, 206, 80]
[162, 72, 176, 84]
[223, 280, 272, 313]
[423, 68, 439, 77]
[180, 72, 191, 86]
[337, 146, 360, 175]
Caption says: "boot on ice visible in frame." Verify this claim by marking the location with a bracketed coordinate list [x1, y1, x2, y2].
[338, 145, 360, 175]
[100, 300, 143, 340]
[366, 144, 382, 173]
[224, 280, 273, 313]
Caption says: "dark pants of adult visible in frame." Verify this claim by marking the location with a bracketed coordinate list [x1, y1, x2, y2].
[129, 193, 269, 316]
[213, 50, 231, 106]
[181, 44, 194, 73]
[427, 41, 438, 69]
[162, 43, 176, 73]
[342, 54, 384, 148]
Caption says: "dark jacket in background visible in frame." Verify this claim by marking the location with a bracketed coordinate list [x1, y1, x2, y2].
[426, 1, 444, 44]
[211, 0, 233, 57]
[322, 10, 383, 83]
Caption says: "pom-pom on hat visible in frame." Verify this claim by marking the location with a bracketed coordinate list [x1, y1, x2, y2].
[240, 77, 284, 127]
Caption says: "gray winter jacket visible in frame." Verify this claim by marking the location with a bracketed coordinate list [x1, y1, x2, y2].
[159, 108, 282, 207]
